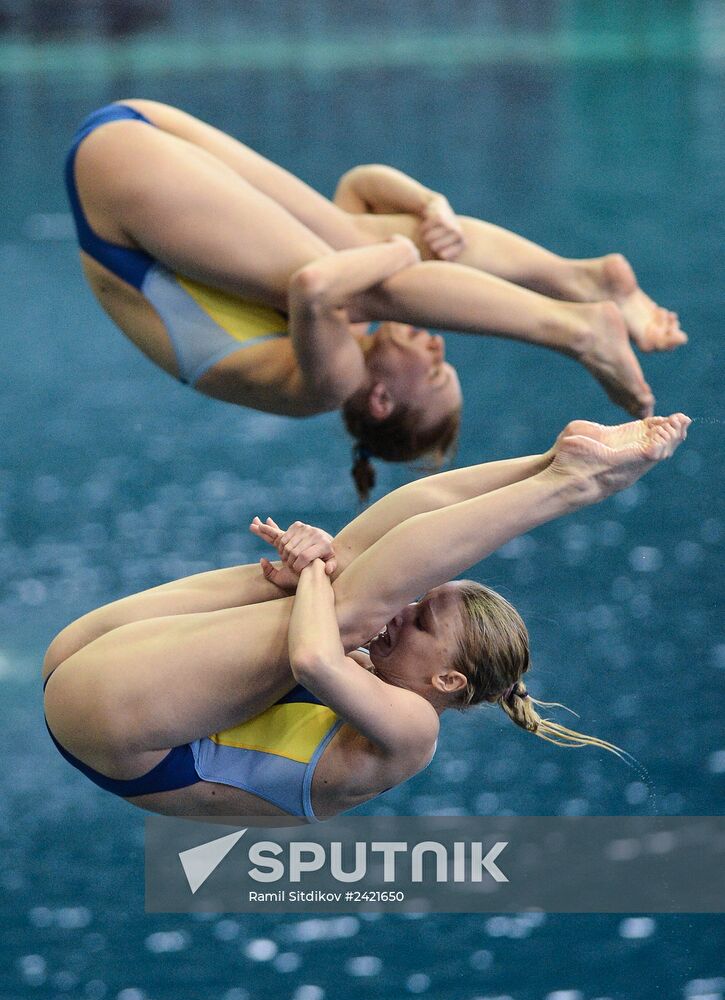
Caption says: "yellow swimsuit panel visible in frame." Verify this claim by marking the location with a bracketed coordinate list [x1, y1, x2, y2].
[176, 275, 288, 343]
[210, 702, 339, 764]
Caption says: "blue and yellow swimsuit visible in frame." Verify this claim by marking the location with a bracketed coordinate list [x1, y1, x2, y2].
[65, 104, 288, 386]
[44, 681, 342, 821]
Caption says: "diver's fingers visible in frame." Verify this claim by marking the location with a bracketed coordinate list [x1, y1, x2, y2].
[436, 243, 464, 261]
[291, 542, 336, 574]
[284, 536, 312, 564]
[279, 520, 305, 549]
[260, 557, 286, 586]
[250, 518, 283, 544]
[285, 528, 327, 565]
[251, 516, 282, 537]
[430, 235, 464, 259]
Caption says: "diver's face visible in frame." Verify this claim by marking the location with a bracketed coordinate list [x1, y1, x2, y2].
[368, 583, 465, 695]
[369, 323, 462, 427]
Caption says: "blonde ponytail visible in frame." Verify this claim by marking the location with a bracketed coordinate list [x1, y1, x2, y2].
[499, 680, 626, 758]
[454, 581, 629, 761]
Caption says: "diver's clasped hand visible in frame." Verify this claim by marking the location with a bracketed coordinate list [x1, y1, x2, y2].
[419, 193, 466, 261]
[249, 516, 337, 591]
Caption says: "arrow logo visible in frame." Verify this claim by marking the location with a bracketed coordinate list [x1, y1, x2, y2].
[178, 829, 247, 894]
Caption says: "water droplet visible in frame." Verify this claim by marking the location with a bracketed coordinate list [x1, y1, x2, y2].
[292, 987, 325, 1000]
[346, 956, 382, 977]
[406, 973, 431, 993]
[628, 546, 662, 572]
[144, 930, 189, 953]
[469, 949, 493, 970]
[618, 916, 656, 939]
[273, 952, 301, 973]
[56, 906, 92, 929]
[606, 838, 641, 861]
[244, 938, 278, 961]
[213, 919, 239, 942]
[17, 955, 46, 986]
[625, 781, 648, 805]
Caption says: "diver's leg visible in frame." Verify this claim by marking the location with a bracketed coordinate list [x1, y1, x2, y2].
[75, 118, 335, 309]
[75, 121, 653, 416]
[332, 414, 690, 648]
[42, 446, 554, 775]
[356, 261, 656, 418]
[453, 219, 686, 352]
[43, 597, 299, 777]
[42, 563, 289, 682]
[357, 211, 685, 351]
[119, 99, 371, 251]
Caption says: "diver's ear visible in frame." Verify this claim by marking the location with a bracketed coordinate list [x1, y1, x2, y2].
[432, 669, 468, 696]
[368, 381, 395, 421]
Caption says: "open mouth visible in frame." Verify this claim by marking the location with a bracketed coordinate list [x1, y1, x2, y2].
[371, 623, 392, 648]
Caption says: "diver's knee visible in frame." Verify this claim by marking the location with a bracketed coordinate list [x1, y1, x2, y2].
[41, 608, 120, 683]
[42, 628, 75, 683]
[44, 663, 133, 766]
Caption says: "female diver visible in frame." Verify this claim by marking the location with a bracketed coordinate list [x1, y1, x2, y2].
[42, 413, 689, 821]
[66, 99, 686, 496]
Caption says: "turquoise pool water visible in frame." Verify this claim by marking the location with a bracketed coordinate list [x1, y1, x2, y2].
[0, 10, 723, 1000]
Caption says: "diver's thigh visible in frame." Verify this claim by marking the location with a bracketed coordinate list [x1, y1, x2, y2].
[75, 119, 331, 306]
[42, 565, 269, 684]
[121, 98, 371, 251]
[43, 599, 297, 759]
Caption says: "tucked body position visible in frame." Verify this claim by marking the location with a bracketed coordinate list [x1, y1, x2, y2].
[43, 414, 689, 821]
[66, 99, 686, 496]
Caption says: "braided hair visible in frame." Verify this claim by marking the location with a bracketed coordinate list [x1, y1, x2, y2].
[343, 395, 461, 502]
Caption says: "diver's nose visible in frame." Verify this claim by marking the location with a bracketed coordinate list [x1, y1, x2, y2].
[430, 333, 445, 360]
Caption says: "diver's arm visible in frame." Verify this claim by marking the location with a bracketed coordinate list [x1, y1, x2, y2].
[287, 237, 421, 405]
[334, 166, 465, 261]
[289, 560, 438, 758]
[333, 164, 439, 215]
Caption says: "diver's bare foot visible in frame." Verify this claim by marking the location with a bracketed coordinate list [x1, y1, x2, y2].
[556, 413, 691, 450]
[600, 254, 687, 352]
[577, 301, 655, 418]
[547, 413, 690, 505]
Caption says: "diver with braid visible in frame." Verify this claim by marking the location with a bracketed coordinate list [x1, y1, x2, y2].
[67, 99, 686, 500]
